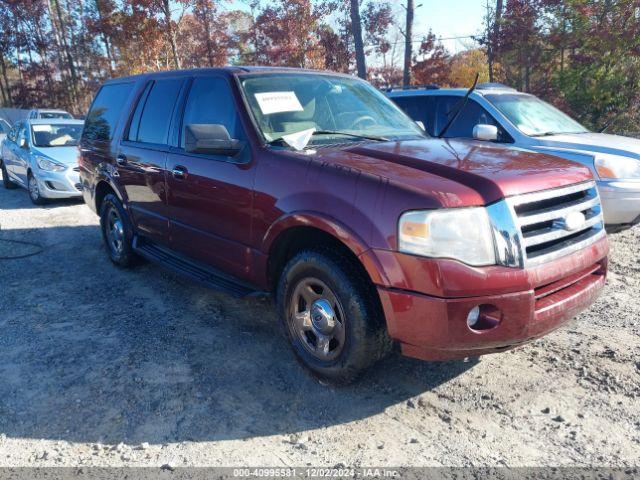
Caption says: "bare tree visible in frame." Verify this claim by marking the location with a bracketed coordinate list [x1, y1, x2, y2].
[487, 0, 504, 82]
[350, 0, 366, 79]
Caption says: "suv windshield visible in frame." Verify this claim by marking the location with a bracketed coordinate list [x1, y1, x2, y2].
[485, 93, 588, 137]
[31, 123, 82, 147]
[240, 73, 426, 146]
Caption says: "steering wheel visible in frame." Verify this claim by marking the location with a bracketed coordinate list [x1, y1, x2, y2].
[352, 115, 378, 130]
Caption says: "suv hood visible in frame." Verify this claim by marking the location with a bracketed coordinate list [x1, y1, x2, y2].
[345, 139, 593, 206]
[534, 132, 640, 160]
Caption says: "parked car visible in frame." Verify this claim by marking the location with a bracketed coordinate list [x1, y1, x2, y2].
[0, 118, 11, 144]
[1, 119, 84, 204]
[28, 108, 74, 120]
[387, 83, 640, 232]
[79, 68, 608, 383]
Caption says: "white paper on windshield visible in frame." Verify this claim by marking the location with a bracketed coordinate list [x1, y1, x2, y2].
[32, 125, 52, 132]
[255, 91, 304, 115]
[282, 128, 315, 151]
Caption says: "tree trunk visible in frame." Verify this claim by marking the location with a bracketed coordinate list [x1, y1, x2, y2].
[162, 0, 181, 69]
[95, 0, 115, 75]
[403, 0, 414, 86]
[350, 0, 366, 79]
[488, 0, 503, 82]
[0, 56, 11, 107]
[50, 0, 79, 108]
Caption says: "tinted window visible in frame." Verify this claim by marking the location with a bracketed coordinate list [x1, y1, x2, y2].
[126, 82, 153, 142]
[134, 79, 183, 145]
[181, 76, 239, 146]
[435, 97, 499, 139]
[83, 82, 134, 142]
[392, 96, 436, 136]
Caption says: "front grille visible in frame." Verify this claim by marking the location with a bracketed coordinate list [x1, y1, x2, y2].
[508, 181, 605, 267]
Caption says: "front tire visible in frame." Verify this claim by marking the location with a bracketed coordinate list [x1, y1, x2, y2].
[276, 249, 392, 384]
[1, 161, 18, 189]
[27, 172, 46, 205]
[99, 193, 137, 267]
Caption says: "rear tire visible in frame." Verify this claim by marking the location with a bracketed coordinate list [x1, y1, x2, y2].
[99, 193, 137, 268]
[276, 249, 392, 385]
[1, 161, 17, 189]
[27, 172, 46, 205]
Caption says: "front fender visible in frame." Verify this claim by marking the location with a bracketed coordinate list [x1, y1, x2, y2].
[262, 211, 391, 286]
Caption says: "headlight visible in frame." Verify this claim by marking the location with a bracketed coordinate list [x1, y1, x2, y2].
[594, 154, 640, 179]
[398, 208, 496, 266]
[36, 156, 66, 172]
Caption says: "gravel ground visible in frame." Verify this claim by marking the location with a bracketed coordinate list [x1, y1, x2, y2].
[0, 176, 638, 469]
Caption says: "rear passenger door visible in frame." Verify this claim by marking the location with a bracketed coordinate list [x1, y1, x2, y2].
[166, 74, 256, 280]
[118, 77, 185, 246]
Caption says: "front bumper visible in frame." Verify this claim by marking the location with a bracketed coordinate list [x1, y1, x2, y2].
[368, 236, 608, 361]
[36, 167, 82, 199]
[598, 180, 640, 227]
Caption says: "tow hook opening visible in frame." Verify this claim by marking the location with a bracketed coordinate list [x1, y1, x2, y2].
[466, 304, 501, 332]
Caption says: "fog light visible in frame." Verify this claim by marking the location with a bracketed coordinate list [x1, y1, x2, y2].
[466, 304, 501, 332]
[467, 306, 480, 328]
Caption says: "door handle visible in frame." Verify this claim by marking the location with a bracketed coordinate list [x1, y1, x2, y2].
[172, 165, 188, 179]
[116, 154, 127, 166]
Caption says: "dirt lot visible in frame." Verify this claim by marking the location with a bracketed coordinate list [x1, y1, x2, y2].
[0, 176, 638, 469]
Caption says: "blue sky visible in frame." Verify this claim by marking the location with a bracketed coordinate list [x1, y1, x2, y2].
[225, 0, 487, 55]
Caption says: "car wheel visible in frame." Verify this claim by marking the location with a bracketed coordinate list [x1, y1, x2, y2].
[1, 161, 17, 189]
[277, 249, 392, 384]
[27, 172, 46, 205]
[99, 193, 137, 267]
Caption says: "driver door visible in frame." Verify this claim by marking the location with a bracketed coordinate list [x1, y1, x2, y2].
[166, 75, 257, 281]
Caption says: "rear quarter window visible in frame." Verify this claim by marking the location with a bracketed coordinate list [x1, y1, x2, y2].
[83, 82, 134, 142]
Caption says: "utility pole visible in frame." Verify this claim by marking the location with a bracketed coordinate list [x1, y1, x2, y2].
[403, 0, 415, 86]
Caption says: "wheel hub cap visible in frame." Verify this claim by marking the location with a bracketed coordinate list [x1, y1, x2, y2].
[310, 299, 336, 335]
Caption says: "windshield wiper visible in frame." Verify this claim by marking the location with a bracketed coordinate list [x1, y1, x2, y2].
[437, 73, 479, 138]
[267, 130, 388, 147]
[312, 130, 389, 142]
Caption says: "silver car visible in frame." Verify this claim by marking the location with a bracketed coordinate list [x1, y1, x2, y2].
[388, 84, 640, 231]
[0, 119, 84, 204]
[28, 108, 74, 120]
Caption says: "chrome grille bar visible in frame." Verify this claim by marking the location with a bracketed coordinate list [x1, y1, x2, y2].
[504, 181, 605, 267]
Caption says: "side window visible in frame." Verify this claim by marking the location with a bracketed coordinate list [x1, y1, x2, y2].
[435, 97, 500, 139]
[392, 96, 436, 136]
[133, 78, 183, 145]
[126, 82, 153, 142]
[181, 76, 240, 147]
[83, 82, 134, 142]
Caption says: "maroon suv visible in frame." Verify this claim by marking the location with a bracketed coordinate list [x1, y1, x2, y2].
[79, 67, 608, 383]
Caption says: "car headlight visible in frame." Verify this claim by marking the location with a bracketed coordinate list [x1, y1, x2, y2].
[36, 156, 66, 172]
[398, 207, 496, 266]
[594, 153, 640, 179]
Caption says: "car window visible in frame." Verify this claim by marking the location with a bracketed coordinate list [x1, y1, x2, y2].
[132, 78, 183, 145]
[16, 124, 27, 146]
[392, 95, 437, 136]
[240, 73, 425, 145]
[40, 112, 73, 119]
[31, 123, 82, 147]
[180, 76, 240, 147]
[126, 82, 153, 142]
[0, 120, 9, 133]
[83, 82, 135, 142]
[435, 96, 501, 139]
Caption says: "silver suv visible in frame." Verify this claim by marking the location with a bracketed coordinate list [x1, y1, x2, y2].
[388, 84, 640, 232]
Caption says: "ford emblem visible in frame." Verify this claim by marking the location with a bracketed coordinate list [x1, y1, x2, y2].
[563, 211, 586, 231]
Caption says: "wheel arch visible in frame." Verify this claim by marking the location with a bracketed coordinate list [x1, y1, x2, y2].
[263, 212, 389, 291]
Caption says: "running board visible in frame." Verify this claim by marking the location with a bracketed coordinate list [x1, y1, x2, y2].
[133, 238, 267, 298]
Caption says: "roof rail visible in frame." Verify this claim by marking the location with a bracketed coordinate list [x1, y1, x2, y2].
[476, 82, 517, 91]
[383, 84, 440, 93]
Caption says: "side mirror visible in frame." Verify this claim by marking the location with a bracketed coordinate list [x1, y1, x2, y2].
[473, 124, 498, 141]
[185, 124, 243, 156]
[19, 137, 28, 149]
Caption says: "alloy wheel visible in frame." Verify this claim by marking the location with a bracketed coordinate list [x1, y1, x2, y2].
[288, 277, 346, 361]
